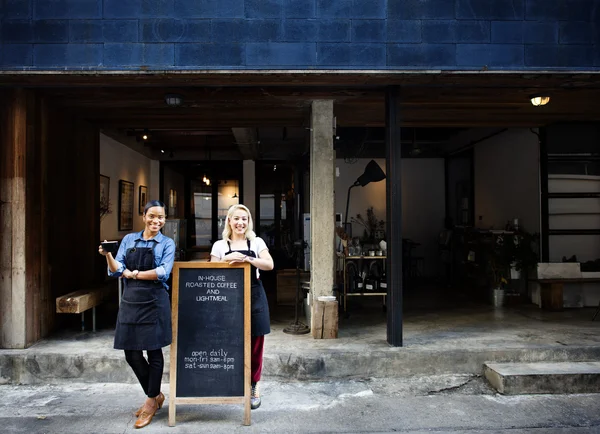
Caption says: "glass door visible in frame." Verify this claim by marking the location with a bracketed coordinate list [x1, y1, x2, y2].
[191, 179, 212, 247]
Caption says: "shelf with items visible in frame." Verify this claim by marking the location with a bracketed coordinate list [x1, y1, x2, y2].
[342, 255, 387, 312]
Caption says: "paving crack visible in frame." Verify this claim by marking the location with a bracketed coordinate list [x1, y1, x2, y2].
[426, 376, 478, 395]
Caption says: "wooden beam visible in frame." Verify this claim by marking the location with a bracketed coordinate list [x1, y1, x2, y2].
[56, 285, 113, 314]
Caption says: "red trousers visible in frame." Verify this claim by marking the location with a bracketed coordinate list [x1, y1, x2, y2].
[251, 335, 264, 384]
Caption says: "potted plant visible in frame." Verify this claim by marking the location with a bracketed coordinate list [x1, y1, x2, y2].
[510, 230, 540, 278]
[488, 235, 510, 307]
[351, 207, 385, 249]
[486, 230, 539, 306]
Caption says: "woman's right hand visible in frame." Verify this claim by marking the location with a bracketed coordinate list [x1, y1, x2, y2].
[98, 240, 111, 257]
[224, 252, 246, 263]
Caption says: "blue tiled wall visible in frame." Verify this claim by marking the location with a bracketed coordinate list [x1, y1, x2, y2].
[0, 0, 598, 70]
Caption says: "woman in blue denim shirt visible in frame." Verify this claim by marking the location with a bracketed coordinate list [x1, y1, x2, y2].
[99, 200, 175, 429]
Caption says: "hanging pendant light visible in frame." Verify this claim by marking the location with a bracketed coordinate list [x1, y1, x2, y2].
[231, 179, 239, 198]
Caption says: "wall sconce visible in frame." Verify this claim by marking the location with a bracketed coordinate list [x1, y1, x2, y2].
[530, 95, 550, 106]
[165, 93, 183, 107]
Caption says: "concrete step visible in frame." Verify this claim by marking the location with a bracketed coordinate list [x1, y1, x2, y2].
[484, 362, 600, 395]
[3, 344, 600, 385]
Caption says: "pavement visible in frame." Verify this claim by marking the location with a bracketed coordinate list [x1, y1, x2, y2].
[2, 378, 600, 433]
[2, 288, 600, 433]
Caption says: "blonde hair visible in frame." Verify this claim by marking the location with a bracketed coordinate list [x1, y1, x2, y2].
[222, 204, 256, 242]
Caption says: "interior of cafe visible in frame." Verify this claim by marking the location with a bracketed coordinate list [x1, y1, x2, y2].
[93, 121, 600, 332]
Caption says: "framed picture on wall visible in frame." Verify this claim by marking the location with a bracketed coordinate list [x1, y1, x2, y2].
[139, 185, 147, 215]
[99, 175, 111, 221]
[119, 180, 134, 231]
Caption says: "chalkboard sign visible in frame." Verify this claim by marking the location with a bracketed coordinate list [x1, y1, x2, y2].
[169, 262, 251, 427]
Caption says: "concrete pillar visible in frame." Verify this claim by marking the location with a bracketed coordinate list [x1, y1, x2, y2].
[243, 160, 256, 218]
[309, 100, 336, 311]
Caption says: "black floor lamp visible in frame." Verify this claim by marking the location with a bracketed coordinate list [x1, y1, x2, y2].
[344, 160, 386, 235]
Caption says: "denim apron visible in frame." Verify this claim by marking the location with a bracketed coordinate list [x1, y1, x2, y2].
[114, 241, 172, 350]
[227, 240, 270, 336]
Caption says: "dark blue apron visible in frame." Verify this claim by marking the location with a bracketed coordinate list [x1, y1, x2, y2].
[114, 241, 172, 350]
[227, 240, 270, 336]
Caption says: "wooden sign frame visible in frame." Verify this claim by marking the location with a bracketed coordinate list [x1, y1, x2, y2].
[169, 262, 251, 426]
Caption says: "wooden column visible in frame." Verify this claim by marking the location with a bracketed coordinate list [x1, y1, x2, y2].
[385, 87, 403, 347]
[0, 89, 29, 348]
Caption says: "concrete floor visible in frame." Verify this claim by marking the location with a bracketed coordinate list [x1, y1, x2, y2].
[2, 287, 600, 384]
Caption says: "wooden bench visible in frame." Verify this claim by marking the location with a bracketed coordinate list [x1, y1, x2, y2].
[532, 278, 600, 317]
[56, 283, 114, 331]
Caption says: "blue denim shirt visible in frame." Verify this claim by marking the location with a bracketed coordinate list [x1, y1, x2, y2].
[108, 230, 176, 290]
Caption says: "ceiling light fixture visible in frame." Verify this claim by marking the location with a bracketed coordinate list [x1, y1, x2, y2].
[410, 128, 422, 156]
[530, 95, 550, 106]
[165, 93, 183, 107]
[141, 129, 150, 141]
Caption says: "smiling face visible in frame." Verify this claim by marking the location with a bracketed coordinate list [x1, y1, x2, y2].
[228, 208, 249, 239]
[143, 206, 166, 235]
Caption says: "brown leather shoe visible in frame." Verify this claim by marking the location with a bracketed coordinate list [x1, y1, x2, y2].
[133, 399, 158, 429]
[135, 392, 164, 417]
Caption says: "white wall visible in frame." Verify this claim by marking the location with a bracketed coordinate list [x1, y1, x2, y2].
[335, 158, 446, 277]
[335, 158, 387, 237]
[474, 129, 540, 234]
[99, 133, 154, 240]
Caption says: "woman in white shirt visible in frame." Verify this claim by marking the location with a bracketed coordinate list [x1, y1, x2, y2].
[210, 204, 274, 409]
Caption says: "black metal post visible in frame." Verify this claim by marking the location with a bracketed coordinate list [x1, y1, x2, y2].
[385, 86, 403, 347]
[343, 184, 357, 234]
[539, 128, 549, 262]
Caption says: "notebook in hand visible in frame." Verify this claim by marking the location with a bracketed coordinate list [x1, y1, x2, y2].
[101, 241, 119, 255]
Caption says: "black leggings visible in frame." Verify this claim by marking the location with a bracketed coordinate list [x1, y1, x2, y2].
[124, 349, 164, 398]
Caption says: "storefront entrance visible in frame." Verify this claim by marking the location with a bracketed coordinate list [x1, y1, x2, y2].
[2, 72, 600, 348]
